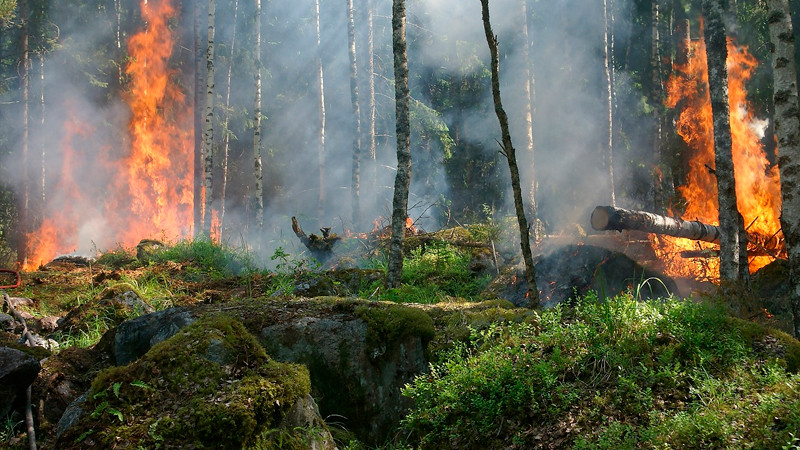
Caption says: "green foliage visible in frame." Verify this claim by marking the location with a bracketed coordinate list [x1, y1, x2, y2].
[355, 303, 435, 359]
[401, 293, 800, 448]
[96, 246, 138, 269]
[382, 242, 490, 303]
[148, 237, 256, 279]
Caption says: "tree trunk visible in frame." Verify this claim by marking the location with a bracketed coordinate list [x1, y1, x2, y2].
[19, 0, 29, 267]
[480, 0, 540, 306]
[520, 0, 538, 238]
[591, 205, 722, 242]
[702, 0, 749, 283]
[367, 0, 377, 211]
[651, 0, 671, 213]
[219, 0, 239, 238]
[38, 53, 45, 204]
[347, 0, 362, 228]
[202, 0, 216, 235]
[193, 0, 204, 236]
[385, 0, 410, 289]
[603, 0, 616, 206]
[767, 0, 800, 337]
[315, 0, 326, 219]
[252, 0, 264, 230]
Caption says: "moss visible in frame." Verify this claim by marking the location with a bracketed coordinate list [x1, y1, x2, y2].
[58, 313, 312, 449]
[729, 316, 800, 372]
[354, 303, 435, 359]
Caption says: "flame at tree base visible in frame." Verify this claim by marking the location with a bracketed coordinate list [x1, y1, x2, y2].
[23, 0, 192, 270]
[654, 28, 784, 282]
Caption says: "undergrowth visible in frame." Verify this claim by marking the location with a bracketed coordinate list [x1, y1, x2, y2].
[401, 292, 800, 449]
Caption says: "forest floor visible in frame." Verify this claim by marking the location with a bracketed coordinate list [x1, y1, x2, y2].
[2, 226, 800, 448]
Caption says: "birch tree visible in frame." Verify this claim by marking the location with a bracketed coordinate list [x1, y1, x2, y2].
[701, 0, 749, 282]
[252, 0, 264, 230]
[219, 0, 239, 237]
[386, 0, 410, 289]
[603, 0, 616, 206]
[766, 0, 800, 337]
[366, 0, 377, 208]
[520, 0, 538, 237]
[480, 0, 539, 306]
[346, 0, 362, 227]
[19, 0, 29, 266]
[315, 0, 326, 219]
[202, 0, 216, 235]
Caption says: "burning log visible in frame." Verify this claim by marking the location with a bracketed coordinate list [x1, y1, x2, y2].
[291, 217, 341, 261]
[591, 206, 721, 243]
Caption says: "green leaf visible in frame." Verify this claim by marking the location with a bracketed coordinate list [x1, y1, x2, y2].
[113, 382, 122, 398]
[107, 407, 124, 423]
[131, 379, 154, 390]
[91, 401, 109, 418]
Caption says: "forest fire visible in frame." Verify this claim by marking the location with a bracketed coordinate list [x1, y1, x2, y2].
[653, 32, 784, 281]
[23, 0, 191, 269]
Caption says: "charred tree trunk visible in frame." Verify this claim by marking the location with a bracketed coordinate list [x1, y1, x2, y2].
[767, 0, 800, 337]
[702, 0, 749, 283]
[347, 0, 362, 227]
[481, 0, 539, 306]
[591, 205, 721, 242]
[202, 0, 216, 235]
[386, 0, 411, 289]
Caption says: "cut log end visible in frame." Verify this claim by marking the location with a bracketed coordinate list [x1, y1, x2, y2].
[590, 206, 614, 231]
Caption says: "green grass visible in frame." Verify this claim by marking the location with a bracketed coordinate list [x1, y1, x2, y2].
[148, 238, 256, 279]
[400, 292, 800, 448]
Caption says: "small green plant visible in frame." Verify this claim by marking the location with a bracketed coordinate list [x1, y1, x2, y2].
[150, 238, 256, 278]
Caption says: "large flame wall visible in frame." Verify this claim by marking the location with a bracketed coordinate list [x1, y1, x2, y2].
[24, 0, 192, 269]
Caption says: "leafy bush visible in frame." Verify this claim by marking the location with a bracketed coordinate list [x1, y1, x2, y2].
[382, 242, 490, 303]
[401, 293, 800, 448]
[149, 237, 256, 278]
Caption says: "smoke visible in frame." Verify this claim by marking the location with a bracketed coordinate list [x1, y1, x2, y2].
[1, 0, 658, 268]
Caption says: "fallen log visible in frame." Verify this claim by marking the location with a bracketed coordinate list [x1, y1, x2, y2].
[591, 205, 721, 243]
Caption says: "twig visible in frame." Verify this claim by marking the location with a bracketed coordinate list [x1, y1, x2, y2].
[4, 293, 35, 347]
[490, 239, 500, 276]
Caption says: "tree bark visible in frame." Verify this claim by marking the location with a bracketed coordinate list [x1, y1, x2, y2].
[19, 0, 29, 267]
[367, 0, 377, 210]
[520, 0, 538, 238]
[702, 0, 749, 282]
[480, 0, 539, 306]
[252, 0, 264, 230]
[591, 205, 722, 242]
[603, 0, 616, 206]
[386, 0, 410, 289]
[202, 0, 216, 235]
[193, 0, 204, 236]
[315, 0, 326, 219]
[347, 0, 362, 227]
[219, 0, 239, 238]
[767, 0, 800, 337]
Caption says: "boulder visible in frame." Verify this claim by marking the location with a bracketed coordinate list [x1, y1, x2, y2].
[111, 307, 196, 365]
[0, 346, 41, 417]
[56, 314, 333, 449]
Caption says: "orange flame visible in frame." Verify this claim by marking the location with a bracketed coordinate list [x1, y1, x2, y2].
[655, 29, 783, 280]
[24, 0, 192, 270]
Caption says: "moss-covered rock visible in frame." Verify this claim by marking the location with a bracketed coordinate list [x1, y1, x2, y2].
[56, 314, 330, 449]
[57, 283, 154, 336]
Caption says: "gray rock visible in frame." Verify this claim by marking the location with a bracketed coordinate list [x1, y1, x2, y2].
[113, 307, 196, 365]
[55, 391, 88, 438]
[280, 394, 337, 450]
[261, 312, 428, 445]
[0, 347, 41, 417]
[0, 313, 14, 331]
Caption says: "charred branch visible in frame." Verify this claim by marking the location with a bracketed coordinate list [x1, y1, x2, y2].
[291, 216, 341, 261]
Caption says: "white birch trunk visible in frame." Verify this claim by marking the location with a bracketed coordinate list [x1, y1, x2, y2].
[767, 0, 800, 336]
[202, 0, 216, 235]
[219, 0, 239, 238]
[253, 0, 264, 230]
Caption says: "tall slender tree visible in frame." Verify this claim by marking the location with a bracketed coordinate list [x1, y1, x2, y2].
[19, 0, 29, 267]
[766, 0, 800, 337]
[520, 0, 538, 238]
[701, 0, 749, 282]
[252, 0, 264, 230]
[315, 0, 326, 219]
[603, 0, 616, 206]
[193, 0, 204, 235]
[386, 0, 410, 289]
[219, 0, 240, 238]
[366, 0, 377, 210]
[480, 0, 539, 305]
[346, 0, 362, 227]
[202, 0, 216, 235]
